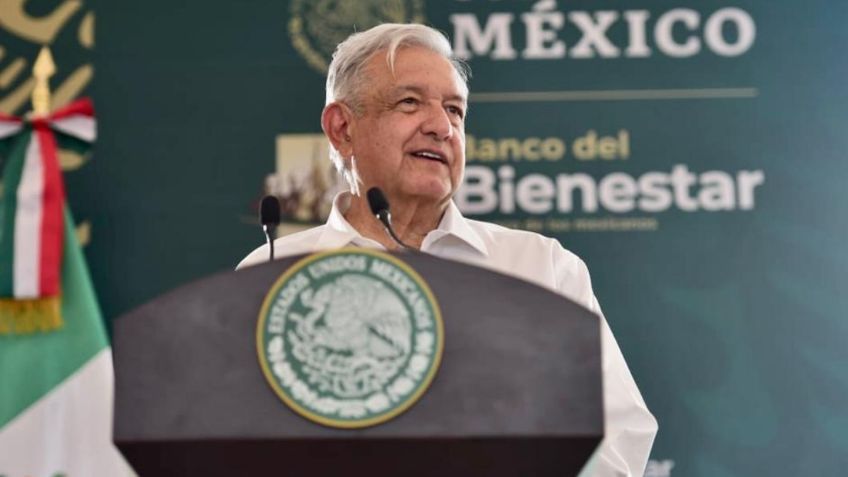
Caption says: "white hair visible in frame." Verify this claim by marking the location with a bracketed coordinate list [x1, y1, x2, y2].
[324, 23, 470, 187]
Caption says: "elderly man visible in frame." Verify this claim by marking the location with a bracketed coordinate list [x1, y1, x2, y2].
[239, 23, 657, 476]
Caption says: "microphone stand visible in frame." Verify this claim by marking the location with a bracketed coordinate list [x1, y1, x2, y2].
[259, 195, 281, 261]
[263, 224, 276, 261]
[367, 187, 414, 251]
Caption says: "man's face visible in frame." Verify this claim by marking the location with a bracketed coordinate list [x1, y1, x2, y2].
[347, 46, 467, 206]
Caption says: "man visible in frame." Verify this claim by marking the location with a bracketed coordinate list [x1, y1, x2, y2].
[239, 23, 657, 476]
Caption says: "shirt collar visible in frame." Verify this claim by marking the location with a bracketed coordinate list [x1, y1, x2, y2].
[431, 200, 489, 257]
[314, 191, 489, 256]
[313, 192, 373, 250]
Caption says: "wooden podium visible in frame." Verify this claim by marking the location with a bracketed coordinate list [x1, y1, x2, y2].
[112, 251, 604, 476]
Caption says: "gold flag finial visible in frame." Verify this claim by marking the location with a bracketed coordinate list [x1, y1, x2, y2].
[31, 46, 56, 116]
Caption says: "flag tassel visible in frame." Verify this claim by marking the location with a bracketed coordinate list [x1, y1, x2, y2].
[0, 296, 62, 334]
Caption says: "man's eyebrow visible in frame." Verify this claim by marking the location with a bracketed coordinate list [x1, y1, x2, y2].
[390, 85, 468, 103]
[389, 85, 426, 97]
[445, 93, 468, 105]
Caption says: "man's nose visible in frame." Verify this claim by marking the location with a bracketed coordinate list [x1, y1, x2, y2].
[421, 104, 453, 141]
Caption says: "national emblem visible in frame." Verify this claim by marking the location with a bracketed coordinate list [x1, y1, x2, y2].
[256, 248, 443, 428]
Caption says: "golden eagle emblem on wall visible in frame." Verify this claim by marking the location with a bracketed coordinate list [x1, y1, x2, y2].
[288, 0, 425, 74]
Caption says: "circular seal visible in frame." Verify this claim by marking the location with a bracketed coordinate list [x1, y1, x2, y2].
[256, 248, 443, 428]
[288, 0, 426, 73]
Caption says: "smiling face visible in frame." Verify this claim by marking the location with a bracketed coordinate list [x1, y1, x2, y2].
[345, 46, 468, 208]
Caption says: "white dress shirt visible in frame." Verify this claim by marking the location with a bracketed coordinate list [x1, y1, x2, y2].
[239, 192, 658, 476]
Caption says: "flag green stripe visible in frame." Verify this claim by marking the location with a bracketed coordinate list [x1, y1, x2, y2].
[0, 207, 108, 428]
[0, 131, 31, 296]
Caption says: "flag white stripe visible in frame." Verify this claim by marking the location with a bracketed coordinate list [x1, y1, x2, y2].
[0, 121, 22, 139]
[0, 349, 136, 476]
[13, 135, 44, 298]
[51, 116, 97, 142]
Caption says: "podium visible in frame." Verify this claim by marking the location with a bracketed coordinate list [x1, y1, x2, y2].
[113, 251, 604, 476]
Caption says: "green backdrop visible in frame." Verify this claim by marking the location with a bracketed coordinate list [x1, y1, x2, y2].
[1, 1, 846, 475]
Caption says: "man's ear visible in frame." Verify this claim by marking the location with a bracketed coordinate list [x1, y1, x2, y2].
[321, 102, 355, 157]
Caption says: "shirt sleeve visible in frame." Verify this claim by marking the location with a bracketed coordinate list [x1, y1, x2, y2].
[566, 257, 658, 477]
[235, 243, 271, 270]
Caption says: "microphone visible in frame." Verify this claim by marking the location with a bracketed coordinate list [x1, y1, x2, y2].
[366, 187, 412, 250]
[259, 195, 281, 261]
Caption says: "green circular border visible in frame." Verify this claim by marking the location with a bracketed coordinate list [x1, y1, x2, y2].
[256, 247, 444, 429]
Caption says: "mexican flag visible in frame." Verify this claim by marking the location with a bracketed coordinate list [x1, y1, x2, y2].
[0, 100, 135, 476]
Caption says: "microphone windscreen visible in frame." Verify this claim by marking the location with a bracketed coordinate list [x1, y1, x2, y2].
[260, 195, 281, 226]
[367, 187, 390, 215]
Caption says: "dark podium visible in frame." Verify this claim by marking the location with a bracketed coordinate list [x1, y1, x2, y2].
[113, 251, 603, 476]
